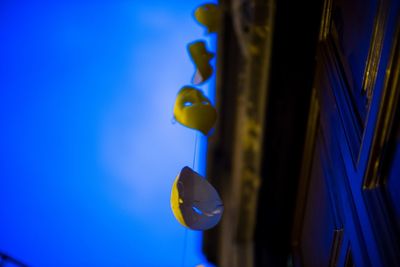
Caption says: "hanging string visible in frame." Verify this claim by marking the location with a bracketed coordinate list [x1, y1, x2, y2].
[181, 227, 188, 267]
[181, 132, 199, 267]
[192, 133, 198, 169]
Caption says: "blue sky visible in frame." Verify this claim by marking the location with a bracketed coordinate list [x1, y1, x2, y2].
[0, 1, 216, 266]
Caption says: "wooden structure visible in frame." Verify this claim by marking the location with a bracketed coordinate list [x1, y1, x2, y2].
[203, 0, 400, 266]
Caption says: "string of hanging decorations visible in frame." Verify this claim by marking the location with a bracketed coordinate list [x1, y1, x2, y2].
[170, 3, 224, 232]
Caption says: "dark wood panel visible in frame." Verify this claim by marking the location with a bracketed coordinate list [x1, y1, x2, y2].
[344, 245, 355, 267]
[319, 39, 362, 166]
[292, 0, 400, 266]
[319, 124, 371, 267]
[385, 128, 400, 233]
[317, 0, 393, 167]
[361, 19, 400, 266]
[331, 0, 388, 120]
[299, 133, 344, 267]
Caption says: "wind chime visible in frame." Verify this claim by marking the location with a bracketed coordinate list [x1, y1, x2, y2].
[170, 3, 224, 231]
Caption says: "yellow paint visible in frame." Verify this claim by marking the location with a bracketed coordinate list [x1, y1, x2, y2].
[194, 3, 220, 33]
[170, 175, 188, 228]
[188, 41, 214, 84]
[173, 86, 217, 135]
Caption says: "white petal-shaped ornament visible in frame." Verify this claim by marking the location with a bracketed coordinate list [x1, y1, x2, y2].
[170, 166, 223, 230]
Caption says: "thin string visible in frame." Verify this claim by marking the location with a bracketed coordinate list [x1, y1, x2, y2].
[192, 133, 198, 169]
[181, 132, 198, 267]
[181, 228, 188, 267]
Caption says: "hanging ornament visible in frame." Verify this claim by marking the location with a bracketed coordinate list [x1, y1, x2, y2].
[188, 41, 214, 84]
[173, 86, 217, 135]
[170, 166, 223, 230]
[194, 3, 221, 34]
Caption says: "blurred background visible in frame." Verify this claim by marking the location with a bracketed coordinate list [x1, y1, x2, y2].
[2, 1, 399, 267]
[0, 1, 216, 266]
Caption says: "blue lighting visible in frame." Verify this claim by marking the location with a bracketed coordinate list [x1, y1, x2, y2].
[0, 1, 216, 266]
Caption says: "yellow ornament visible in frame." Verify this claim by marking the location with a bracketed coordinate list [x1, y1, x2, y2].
[194, 3, 220, 34]
[170, 166, 223, 230]
[188, 41, 214, 84]
[173, 86, 217, 135]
